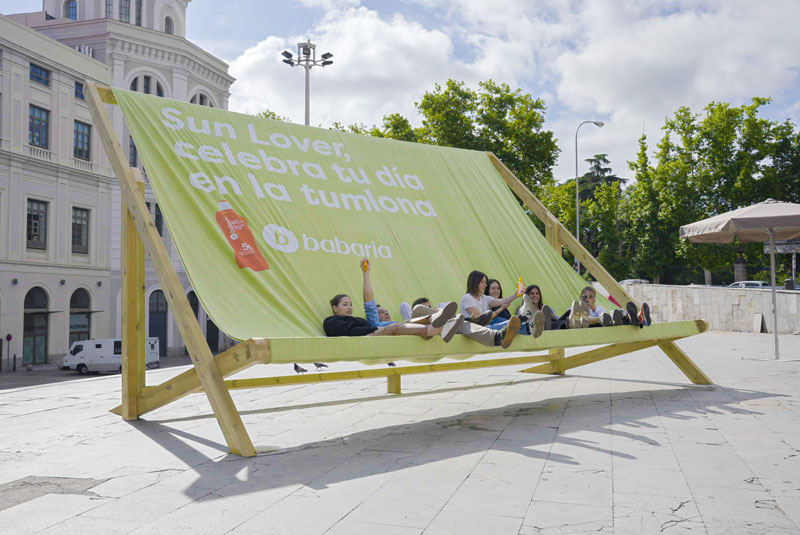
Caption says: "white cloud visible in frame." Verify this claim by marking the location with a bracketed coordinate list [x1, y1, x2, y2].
[227, 0, 800, 182]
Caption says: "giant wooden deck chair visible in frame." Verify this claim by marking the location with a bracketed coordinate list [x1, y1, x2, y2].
[86, 83, 710, 457]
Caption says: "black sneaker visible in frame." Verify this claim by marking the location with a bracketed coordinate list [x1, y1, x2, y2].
[612, 309, 624, 326]
[626, 302, 640, 327]
[467, 310, 493, 327]
[542, 305, 555, 330]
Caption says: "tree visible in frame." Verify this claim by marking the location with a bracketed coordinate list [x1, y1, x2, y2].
[579, 153, 626, 201]
[255, 109, 289, 122]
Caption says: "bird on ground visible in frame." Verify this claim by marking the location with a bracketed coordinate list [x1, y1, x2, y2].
[293, 363, 307, 374]
[313, 363, 328, 370]
[387, 362, 396, 367]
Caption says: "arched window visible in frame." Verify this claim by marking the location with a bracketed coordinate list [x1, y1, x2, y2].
[164, 16, 174, 35]
[65, 0, 78, 20]
[69, 289, 91, 345]
[190, 93, 214, 107]
[24, 287, 49, 365]
[129, 75, 165, 98]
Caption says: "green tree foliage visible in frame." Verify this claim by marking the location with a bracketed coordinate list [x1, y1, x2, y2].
[579, 153, 626, 201]
[255, 109, 289, 122]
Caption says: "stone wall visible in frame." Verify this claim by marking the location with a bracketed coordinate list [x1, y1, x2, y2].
[623, 284, 800, 334]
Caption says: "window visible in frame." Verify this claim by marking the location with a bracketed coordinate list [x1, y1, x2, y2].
[69, 289, 91, 345]
[143, 75, 151, 95]
[130, 75, 165, 97]
[156, 82, 164, 97]
[119, 0, 130, 22]
[129, 135, 137, 167]
[65, 0, 77, 20]
[72, 207, 89, 254]
[129, 78, 137, 92]
[74, 121, 91, 160]
[74, 81, 84, 100]
[190, 93, 214, 107]
[29, 105, 49, 149]
[154, 204, 164, 236]
[135, 0, 142, 25]
[164, 16, 173, 34]
[106, 0, 113, 18]
[29, 64, 50, 86]
[27, 199, 48, 249]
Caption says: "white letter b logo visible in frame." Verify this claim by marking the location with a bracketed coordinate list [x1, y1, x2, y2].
[262, 224, 299, 253]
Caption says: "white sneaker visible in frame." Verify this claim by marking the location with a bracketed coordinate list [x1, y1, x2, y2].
[519, 294, 535, 322]
[531, 310, 545, 338]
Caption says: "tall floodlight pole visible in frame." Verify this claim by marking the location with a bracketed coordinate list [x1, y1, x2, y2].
[574, 120, 605, 272]
[281, 40, 333, 126]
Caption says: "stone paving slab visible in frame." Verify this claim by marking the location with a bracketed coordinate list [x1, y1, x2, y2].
[0, 331, 799, 534]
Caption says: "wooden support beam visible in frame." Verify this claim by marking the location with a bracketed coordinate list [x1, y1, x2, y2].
[519, 338, 672, 375]
[121, 170, 146, 420]
[387, 375, 401, 394]
[86, 82, 256, 457]
[110, 338, 268, 417]
[224, 353, 554, 391]
[658, 340, 712, 385]
[547, 348, 566, 376]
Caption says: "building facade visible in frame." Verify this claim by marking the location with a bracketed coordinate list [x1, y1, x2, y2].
[1, 0, 236, 368]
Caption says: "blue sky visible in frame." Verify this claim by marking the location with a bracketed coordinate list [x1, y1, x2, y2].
[4, 0, 800, 182]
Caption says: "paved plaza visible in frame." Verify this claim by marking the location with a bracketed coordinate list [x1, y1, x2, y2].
[0, 331, 799, 534]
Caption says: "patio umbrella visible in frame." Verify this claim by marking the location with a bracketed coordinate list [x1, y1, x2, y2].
[680, 199, 800, 360]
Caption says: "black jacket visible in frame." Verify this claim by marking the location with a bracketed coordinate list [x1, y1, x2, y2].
[323, 315, 378, 337]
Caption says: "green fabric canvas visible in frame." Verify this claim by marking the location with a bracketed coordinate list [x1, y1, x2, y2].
[114, 88, 613, 340]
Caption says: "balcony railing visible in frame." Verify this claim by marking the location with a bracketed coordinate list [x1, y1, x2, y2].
[73, 44, 94, 58]
[72, 157, 95, 172]
[27, 145, 53, 162]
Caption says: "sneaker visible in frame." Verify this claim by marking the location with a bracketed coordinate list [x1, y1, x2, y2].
[495, 316, 521, 348]
[531, 310, 545, 338]
[626, 302, 640, 327]
[466, 310, 493, 327]
[612, 309, 624, 326]
[541, 305, 555, 330]
[568, 300, 581, 329]
[519, 294, 536, 321]
[601, 312, 613, 327]
[580, 315, 591, 328]
[430, 301, 457, 328]
[639, 302, 651, 328]
[440, 314, 465, 343]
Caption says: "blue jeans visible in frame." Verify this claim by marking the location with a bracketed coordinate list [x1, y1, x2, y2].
[365, 299, 395, 328]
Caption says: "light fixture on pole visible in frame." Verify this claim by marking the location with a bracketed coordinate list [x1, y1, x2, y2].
[574, 120, 605, 272]
[280, 40, 333, 126]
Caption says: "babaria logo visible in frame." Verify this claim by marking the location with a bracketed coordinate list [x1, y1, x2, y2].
[262, 224, 299, 253]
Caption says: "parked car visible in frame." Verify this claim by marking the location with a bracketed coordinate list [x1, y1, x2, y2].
[727, 281, 771, 289]
[62, 338, 160, 375]
[619, 279, 650, 285]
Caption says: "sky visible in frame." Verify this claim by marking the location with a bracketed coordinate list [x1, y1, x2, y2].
[4, 0, 800, 183]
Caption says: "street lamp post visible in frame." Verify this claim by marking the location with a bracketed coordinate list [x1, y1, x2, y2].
[574, 120, 605, 272]
[281, 40, 333, 126]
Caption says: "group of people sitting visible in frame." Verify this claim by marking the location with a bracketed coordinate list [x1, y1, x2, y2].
[322, 259, 652, 349]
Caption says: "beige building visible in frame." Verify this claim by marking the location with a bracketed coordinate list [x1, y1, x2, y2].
[1, 0, 236, 368]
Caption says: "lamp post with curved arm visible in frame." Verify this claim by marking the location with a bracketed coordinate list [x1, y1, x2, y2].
[574, 120, 605, 272]
[280, 40, 334, 126]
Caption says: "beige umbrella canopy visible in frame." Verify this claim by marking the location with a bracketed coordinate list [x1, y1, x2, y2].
[680, 199, 800, 360]
[680, 199, 800, 243]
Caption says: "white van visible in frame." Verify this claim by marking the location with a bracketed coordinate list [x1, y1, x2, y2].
[62, 338, 160, 375]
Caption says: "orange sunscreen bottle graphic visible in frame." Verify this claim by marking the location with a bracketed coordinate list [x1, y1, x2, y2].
[516, 277, 525, 297]
[216, 200, 270, 271]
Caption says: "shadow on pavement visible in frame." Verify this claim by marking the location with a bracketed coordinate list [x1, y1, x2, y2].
[126, 383, 780, 500]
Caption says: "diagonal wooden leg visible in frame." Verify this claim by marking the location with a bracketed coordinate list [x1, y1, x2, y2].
[658, 341, 712, 385]
[519, 339, 670, 375]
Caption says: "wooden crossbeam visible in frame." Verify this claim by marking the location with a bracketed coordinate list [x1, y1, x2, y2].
[487, 153, 712, 386]
[223, 353, 555, 392]
[86, 82, 256, 457]
[519, 338, 674, 374]
[110, 338, 268, 417]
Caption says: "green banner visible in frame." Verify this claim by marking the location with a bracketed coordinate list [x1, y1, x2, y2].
[115, 88, 597, 340]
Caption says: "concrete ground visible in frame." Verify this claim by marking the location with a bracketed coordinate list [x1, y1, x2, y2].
[0, 331, 798, 534]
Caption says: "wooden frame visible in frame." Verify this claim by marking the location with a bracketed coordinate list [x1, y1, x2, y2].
[86, 83, 711, 458]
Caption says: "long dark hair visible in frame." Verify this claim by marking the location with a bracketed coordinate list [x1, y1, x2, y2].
[329, 294, 349, 311]
[525, 284, 543, 310]
[466, 270, 487, 296]
[485, 279, 503, 298]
